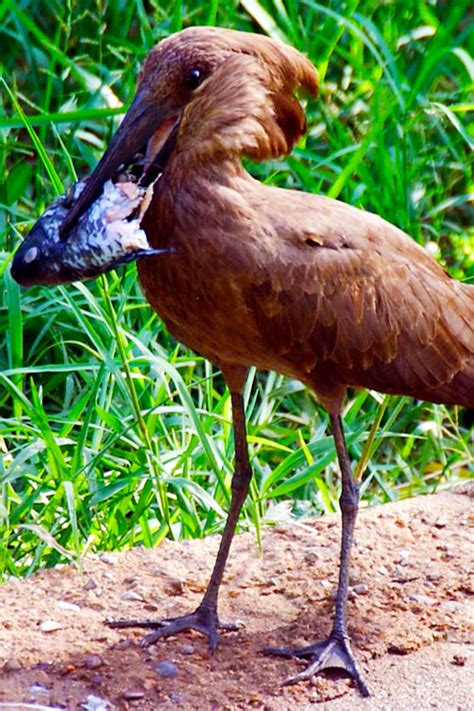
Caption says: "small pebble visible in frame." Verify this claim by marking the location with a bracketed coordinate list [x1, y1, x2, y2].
[84, 578, 98, 591]
[116, 639, 132, 650]
[121, 590, 144, 602]
[169, 692, 183, 704]
[3, 658, 22, 672]
[452, 654, 467, 666]
[392, 564, 414, 578]
[352, 583, 369, 595]
[29, 683, 48, 694]
[84, 654, 104, 670]
[179, 644, 195, 655]
[82, 694, 109, 711]
[123, 575, 139, 585]
[122, 689, 145, 700]
[398, 549, 410, 565]
[34, 663, 50, 673]
[408, 594, 436, 607]
[155, 660, 178, 678]
[39, 619, 63, 633]
[440, 600, 468, 613]
[58, 600, 81, 612]
[144, 603, 159, 612]
[438, 543, 451, 552]
[166, 578, 185, 596]
[387, 643, 411, 655]
[434, 517, 448, 529]
[99, 553, 116, 565]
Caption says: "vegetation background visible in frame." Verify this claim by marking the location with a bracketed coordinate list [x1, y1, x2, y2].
[0, 0, 472, 579]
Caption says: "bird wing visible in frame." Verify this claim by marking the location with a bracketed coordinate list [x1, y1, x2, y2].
[245, 187, 474, 405]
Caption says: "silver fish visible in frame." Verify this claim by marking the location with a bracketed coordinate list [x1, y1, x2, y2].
[11, 177, 167, 287]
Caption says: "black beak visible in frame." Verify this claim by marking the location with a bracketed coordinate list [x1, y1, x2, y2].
[60, 91, 165, 237]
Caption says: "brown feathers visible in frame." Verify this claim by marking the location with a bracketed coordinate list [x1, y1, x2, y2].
[136, 27, 474, 414]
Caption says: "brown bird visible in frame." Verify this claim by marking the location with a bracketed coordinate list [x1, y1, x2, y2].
[60, 27, 474, 696]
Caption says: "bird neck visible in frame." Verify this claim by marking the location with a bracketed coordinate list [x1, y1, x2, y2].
[165, 153, 250, 190]
[153, 155, 256, 240]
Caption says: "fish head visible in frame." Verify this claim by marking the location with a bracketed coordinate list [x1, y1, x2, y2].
[10, 216, 70, 287]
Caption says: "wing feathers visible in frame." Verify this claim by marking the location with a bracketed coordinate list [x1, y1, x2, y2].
[246, 190, 474, 407]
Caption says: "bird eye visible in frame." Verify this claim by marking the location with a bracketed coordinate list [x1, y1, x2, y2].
[185, 67, 204, 90]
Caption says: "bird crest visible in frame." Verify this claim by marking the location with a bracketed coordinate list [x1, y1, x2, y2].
[139, 27, 319, 163]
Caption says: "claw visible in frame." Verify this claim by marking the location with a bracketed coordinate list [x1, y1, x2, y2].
[264, 634, 370, 697]
[106, 606, 239, 652]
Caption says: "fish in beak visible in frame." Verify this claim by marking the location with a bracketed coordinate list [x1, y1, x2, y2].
[11, 90, 180, 287]
[59, 90, 180, 237]
[10, 178, 170, 287]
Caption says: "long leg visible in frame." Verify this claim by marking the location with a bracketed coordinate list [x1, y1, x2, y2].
[264, 414, 369, 696]
[108, 369, 252, 652]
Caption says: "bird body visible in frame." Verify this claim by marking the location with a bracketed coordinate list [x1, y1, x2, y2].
[139, 163, 474, 412]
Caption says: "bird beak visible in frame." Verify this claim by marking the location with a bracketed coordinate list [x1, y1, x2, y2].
[60, 90, 177, 237]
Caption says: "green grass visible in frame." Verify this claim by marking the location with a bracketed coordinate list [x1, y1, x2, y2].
[0, 0, 472, 579]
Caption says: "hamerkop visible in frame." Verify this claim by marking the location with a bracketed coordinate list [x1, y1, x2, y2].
[61, 26, 474, 695]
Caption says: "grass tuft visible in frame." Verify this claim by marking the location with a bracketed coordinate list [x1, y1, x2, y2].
[0, 1, 472, 578]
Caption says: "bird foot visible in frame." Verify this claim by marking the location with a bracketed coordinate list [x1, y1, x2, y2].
[263, 632, 369, 697]
[106, 604, 239, 652]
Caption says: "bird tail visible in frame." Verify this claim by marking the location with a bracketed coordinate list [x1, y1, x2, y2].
[435, 281, 474, 408]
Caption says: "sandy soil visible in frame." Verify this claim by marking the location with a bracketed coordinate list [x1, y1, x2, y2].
[0, 485, 473, 710]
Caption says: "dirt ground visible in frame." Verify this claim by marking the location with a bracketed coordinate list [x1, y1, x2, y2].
[0, 485, 473, 711]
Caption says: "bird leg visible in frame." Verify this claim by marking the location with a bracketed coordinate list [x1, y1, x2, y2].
[107, 388, 253, 652]
[264, 414, 369, 697]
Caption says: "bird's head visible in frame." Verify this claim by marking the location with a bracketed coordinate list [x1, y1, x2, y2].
[60, 26, 318, 234]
